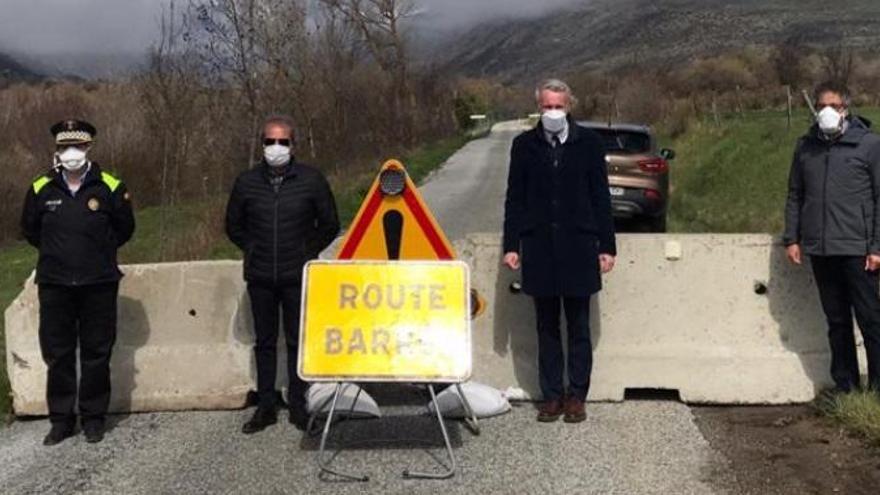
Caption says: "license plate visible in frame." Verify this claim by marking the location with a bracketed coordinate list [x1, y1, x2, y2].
[609, 187, 625, 197]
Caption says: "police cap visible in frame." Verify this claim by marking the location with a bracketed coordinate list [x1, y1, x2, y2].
[50, 119, 97, 145]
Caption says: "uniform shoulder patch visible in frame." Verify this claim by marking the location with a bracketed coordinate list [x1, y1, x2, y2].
[32, 175, 52, 194]
[101, 171, 121, 192]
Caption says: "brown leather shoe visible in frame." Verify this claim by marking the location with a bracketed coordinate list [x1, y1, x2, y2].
[536, 399, 564, 422]
[563, 397, 587, 423]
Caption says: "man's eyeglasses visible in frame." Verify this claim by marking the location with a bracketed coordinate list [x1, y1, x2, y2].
[264, 138, 292, 146]
[817, 103, 846, 111]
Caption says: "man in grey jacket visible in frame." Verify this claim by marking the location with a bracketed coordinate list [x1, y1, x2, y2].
[784, 81, 880, 394]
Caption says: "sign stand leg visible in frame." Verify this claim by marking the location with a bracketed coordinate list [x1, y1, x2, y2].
[318, 382, 370, 482]
[455, 383, 481, 436]
[402, 384, 457, 480]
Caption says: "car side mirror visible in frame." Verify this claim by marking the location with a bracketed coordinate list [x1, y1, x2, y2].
[660, 148, 676, 161]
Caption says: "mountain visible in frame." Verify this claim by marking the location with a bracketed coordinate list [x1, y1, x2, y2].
[0, 51, 41, 82]
[10, 52, 146, 80]
[436, 0, 880, 81]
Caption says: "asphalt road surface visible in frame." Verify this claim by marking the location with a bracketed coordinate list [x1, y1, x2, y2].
[0, 122, 731, 494]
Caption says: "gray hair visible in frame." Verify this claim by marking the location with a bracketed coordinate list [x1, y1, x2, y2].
[535, 78, 578, 108]
[261, 114, 296, 140]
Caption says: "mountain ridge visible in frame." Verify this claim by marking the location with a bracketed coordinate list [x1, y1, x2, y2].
[436, 0, 880, 81]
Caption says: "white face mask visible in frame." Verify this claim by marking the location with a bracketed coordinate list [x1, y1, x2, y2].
[817, 106, 845, 136]
[264, 144, 291, 167]
[56, 147, 88, 171]
[541, 109, 568, 134]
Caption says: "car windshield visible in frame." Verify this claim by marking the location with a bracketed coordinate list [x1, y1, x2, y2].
[591, 129, 651, 154]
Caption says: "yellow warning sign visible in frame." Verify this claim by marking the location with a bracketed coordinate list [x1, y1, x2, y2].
[298, 260, 472, 382]
[337, 160, 456, 261]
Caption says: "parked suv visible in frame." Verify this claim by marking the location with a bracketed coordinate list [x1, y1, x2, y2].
[579, 121, 675, 232]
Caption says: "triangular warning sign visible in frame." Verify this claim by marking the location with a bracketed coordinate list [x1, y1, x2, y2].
[337, 159, 455, 261]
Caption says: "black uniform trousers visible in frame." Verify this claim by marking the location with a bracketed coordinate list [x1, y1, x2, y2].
[247, 282, 308, 408]
[811, 256, 880, 391]
[533, 296, 592, 401]
[38, 282, 118, 427]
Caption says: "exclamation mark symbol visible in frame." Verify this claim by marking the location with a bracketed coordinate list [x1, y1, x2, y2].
[383, 210, 404, 260]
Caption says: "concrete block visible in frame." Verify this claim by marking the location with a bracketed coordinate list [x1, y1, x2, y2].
[5, 234, 871, 413]
[5, 261, 257, 416]
[457, 234, 868, 405]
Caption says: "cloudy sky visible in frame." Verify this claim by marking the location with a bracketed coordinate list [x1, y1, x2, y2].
[0, 0, 585, 55]
[0, 0, 164, 55]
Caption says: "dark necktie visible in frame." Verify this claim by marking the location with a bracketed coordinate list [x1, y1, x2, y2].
[552, 135, 562, 168]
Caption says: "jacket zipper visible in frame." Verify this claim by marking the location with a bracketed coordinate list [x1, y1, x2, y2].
[822, 147, 830, 255]
[64, 183, 80, 286]
[273, 181, 280, 284]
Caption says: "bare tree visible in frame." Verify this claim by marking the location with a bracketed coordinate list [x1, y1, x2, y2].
[310, 6, 362, 165]
[820, 43, 856, 87]
[318, 0, 418, 143]
[141, 0, 202, 259]
[189, 0, 265, 167]
[772, 34, 810, 89]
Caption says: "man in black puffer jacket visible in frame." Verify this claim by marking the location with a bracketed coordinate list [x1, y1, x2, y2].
[784, 81, 880, 395]
[225, 115, 340, 433]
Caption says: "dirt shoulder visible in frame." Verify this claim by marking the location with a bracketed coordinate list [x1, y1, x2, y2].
[693, 405, 880, 494]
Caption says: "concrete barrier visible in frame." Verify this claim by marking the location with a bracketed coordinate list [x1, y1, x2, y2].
[5, 262, 256, 416]
[4, 234, 870, 414]
[458, 233, 867, 404]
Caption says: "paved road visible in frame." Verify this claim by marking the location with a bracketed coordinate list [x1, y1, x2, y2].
[0, 122, 731, 494]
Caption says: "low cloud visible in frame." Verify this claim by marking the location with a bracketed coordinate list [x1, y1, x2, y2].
[0, 0, 164, 55]
[415, 0, 587, 32]
[0, 0, 587, 56]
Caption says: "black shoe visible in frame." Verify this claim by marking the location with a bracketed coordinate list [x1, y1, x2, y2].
[242, 406, 277, 434]
[83, 421, 105, 444]
[288, 403, 309, 431]
[43, 423, 75, 446]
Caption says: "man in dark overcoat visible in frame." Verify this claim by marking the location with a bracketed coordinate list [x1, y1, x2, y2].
[503, 79, 617, 423]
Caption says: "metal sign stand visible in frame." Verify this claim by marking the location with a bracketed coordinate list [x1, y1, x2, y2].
[315, 382, 480, 481]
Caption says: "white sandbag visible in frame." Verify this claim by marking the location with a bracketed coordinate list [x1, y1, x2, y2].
[306, 383, 381, 418]
[428, 382, 511, 419]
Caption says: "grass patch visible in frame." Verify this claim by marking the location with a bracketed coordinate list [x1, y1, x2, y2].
[816, 390, 880, 446]
[330, 133, 473, 226]
[0, 132, 473, 420]
[662, 108, 880, 233]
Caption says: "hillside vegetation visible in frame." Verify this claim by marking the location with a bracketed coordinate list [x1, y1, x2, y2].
[664, 108, 880, 233]
[441, 0, 880, 80]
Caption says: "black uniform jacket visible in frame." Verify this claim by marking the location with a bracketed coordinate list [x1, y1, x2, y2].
[503, 120, 617, 297]
[21, 163, 135, 286]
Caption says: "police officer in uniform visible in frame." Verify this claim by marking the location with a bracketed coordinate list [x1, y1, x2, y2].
[20, 120, 135, 445]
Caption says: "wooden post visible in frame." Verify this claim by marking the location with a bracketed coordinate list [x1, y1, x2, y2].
[712, 95, 721, 127]
[735, 85, 744, 115]
[786, 85, 793, 131]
